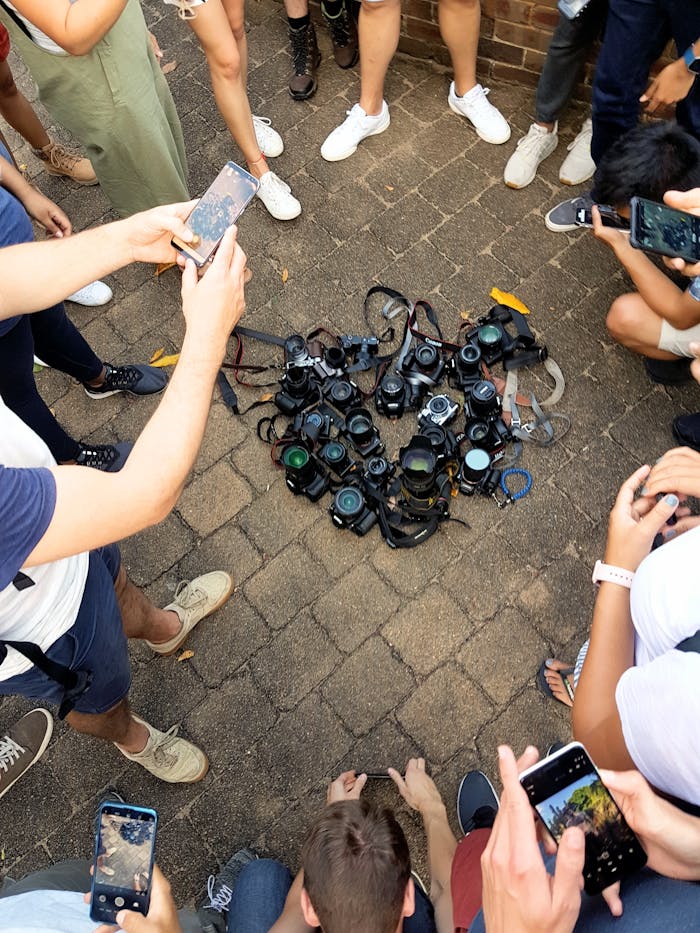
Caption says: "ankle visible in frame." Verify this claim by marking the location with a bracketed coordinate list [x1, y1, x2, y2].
[536, 121, 556, 133]
[246, 154, 267, 179]
[147, 609, 182, 645]
[86, 365, 107, 388]
[358, 97, 383, 117]
[454, 79, 477, 98]
[116, 718, 149, 755]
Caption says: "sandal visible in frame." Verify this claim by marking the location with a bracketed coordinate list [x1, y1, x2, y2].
[537, 659, 575, 708]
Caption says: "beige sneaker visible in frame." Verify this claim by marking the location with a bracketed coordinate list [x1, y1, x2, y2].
[117, 716, 209, 783]
[35, 141, 98, 185]
[146, 570, 234, 656]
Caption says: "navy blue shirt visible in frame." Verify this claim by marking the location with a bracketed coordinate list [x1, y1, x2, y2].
[0, 463, 56, 590]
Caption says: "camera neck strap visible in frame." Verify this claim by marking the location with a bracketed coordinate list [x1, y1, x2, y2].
[676, 630, 700, 653]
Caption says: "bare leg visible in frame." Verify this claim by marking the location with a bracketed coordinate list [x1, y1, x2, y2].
[113, 565, 181, 644]
[606, 292, 681, 360]
[284, 0, 309, 14]
[357, 0, 401, 116]
[66, 698, 148, 753]
[438, 0, 480, 97]
[0, 59, 50, 150]
[221, 0, 248, 89]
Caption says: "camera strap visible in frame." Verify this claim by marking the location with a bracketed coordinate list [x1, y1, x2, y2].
[0, 638, 92, 719]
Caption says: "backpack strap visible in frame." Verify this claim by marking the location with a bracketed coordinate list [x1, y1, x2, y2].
[0, 639, 92, 719]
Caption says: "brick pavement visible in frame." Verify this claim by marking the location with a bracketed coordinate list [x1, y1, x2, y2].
[2, 0, 698, 906]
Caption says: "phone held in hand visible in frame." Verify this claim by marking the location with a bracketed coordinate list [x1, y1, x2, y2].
[519, 742, 647, 895]
[89, 801, 158, 924]
[172, 161, 260, 267]
[575, 204, 629, 229]
[630, 196, 700, 263]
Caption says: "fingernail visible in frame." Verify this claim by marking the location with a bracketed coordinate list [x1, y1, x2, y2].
[569, 828, 585, 849]
[639, 485, 648, 495]
[665, 494, 679, 507]
[545, 658, 554, 667]
[664, 529, 677, 540]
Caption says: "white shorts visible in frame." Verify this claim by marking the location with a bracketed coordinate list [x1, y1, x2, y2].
[164, 0, 206, 18]
[658, 319, 700, 357]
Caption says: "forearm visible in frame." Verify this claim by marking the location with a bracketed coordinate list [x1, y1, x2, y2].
[615, 241, 694, 326]
[268, 872, 313, 933]
[421, 802, 457, 933]
[0, 155, 35, 202]
[11, 0, 127, 54]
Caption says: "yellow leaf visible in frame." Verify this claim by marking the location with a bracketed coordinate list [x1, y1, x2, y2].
[385, 185, 394, 192]
[281, 268, 289, 283]
[150, 353, 180, 368]
[489, 287, 532, 316]
[155, 261, 176, 276]
[161, 60, 178, 75]
[150, 347, 165, 363]
[177, 649, 194, 662]
[460, 311, 472, 321]
[259, 392, 274, 402]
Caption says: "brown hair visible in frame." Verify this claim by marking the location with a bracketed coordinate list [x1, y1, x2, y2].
[301, 799, 411, 933]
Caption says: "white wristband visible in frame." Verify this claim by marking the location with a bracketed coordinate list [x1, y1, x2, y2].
[592, 560, 634, 589]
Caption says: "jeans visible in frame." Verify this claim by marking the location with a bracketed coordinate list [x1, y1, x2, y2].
[225, 859, 437, 933]
[535, 0, 607, 124]
[591, 0, 700, 163]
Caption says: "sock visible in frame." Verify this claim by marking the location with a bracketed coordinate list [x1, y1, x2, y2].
[288, 13, 310, 29]
[322, 0, 343, 15]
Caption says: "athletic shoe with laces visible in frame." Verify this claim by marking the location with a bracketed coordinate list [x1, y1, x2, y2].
[457, 770, 499, 836]
[255, 170, 301, 220]
[504, 122, 558, 189]
[34, 141, 98, 186]
[559, 117, 595, 186]
[288, 22, 321, 100]
[146, 570, 234, 655]
[321, 1, 358, 69]
[0, 709, 53, 800]
[253, 116, 284, 158]
[321, 101, 390, 162]
[65, 280, 113, 306]
[83, 363, 168, 399]
[198, 848, 259, 933]
[544, 192, 593, 232]
[673, 411, 700, 451]
[74, 441, 133, 472]
[448, 82, 511, 145]
[116, 715, 209, 784]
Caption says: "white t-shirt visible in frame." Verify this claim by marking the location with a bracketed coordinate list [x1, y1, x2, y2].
[616, 524, 700, 805]
[0, 396, 88, 680]
[0, 890, 96, 932]
[3, 0, 69, 55]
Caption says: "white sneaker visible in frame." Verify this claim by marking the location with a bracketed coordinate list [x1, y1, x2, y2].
[504, 122, 558, 189]
[65, 280, 113, 306]
[559, 117, 595, 185]
[255, 170, 302, 221]
[253, 115, 284, 158]
[448, 82, 511, 145]
[146, 570, 234, 656]
[117, 716, 209, 784]
[321, 101, 390, 162]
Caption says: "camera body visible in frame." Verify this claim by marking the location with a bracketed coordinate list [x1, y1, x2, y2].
[292, 409, 331, 447]
[282, 445, 329, 502]
[418, 394, 459, 428]
[361, 456, 396, 497]
[275, 366, 320, 415]
[343, 407, 384, 458]
[398, 434, 450, 517]
[463, 319, 512, 368]
[399, 342, 446, 401]
[320, 440, 356, 478]
[329, 485, 378, 536]
[450, 343, 483, 391]
[375, 372, 410, 419]
[418, 422, 460, 471]
[284, 334, 347, 381]
[464, 380, 509, 461]
[324, 376, 361, 412]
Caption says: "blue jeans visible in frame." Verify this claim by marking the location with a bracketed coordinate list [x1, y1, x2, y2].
[591, 0, 700, 163]
[225, 860, 437, 933]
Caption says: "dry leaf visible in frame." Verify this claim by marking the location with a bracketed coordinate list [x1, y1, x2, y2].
[162, 60, 178, 75]
[150, 347, 165, 364]
[155, 261, 176, 276]
[460, 311, 471, 321]
[259, 392, 274, 402]
[150, 353, 180, 368]
[385, 185, 394, 192]
[177, 649, 194, 662]
[281, 268, 289, 283]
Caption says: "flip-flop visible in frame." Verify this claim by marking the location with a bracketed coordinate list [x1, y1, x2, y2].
[537, 660, 575, 707]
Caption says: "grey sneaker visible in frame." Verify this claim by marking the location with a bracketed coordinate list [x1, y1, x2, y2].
[146, 571, 234, 656]
[116, 716, 209, 784]
[544, 193, 593, 232]
[0, 709, 53, 799]
[198, 848, 259, 933]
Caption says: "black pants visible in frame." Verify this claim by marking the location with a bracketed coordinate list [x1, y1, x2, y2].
[0, 304, 103, 462]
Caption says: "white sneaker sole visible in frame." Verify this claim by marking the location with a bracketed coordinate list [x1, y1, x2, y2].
[448, 99, 511, 145]
[0, 709, 53, 800]
[559, 166, 596, 186]
[321, 111, 391, 162]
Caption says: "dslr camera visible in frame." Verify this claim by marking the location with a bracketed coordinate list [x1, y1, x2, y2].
[418, 394, 459, 428]
[281, 445, 329, 502]
[375, 372, 410, 420]
[329, 485, 378, 536]
[399, 342, 446, 402]
[275, 366, 321, 416]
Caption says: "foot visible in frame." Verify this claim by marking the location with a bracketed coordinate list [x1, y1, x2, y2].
[35, 141, 98, 186]
[198, 848, 258, 933]
[256, 171, 302, 221]
[288, 21, 321, 100]
[321, 101, 390, 162]
[504, 122, 558, 189]
[116, 715, 209, 784]
[253, 116, 284, 158]
[672, 411, 700, 451]
[544, 193, 593, 232]
[65, 280, 113, 306]
[559, 118, 595, 186]
[448, 82, 510, 145]
[456, 770, 499, 836]
[74, 441, 133, 472]
[0, 708, 53, 800]
[540, 658, 575, 708]
[83, 363, 168, 399]
[321, 1, 358, 69]
[643, 356, 693, 385]
[147, 570, 234, 656]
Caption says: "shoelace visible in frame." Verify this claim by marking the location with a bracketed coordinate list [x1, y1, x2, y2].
[46, 143, 82, 171]
[324, 7, 352, 46]
[465, 87, 496, 118]
[516, 126, 553, 154]
[172, 0, 197, 20]
[150, 724, 182, 767]
[567, 120, 592, 152]
[77, 445, 117, 468]
[290, 25, 311, 75]
[253, 116, 272, 130]
[0, 736, 25, 773]
[173, 580, 207, 610]
[205, 874, 234, 913]
[102, 364, 141, 390]
[259, 172, 292, 198]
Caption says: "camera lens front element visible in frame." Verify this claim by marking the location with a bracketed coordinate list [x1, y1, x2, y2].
[334, 486, 365, 521]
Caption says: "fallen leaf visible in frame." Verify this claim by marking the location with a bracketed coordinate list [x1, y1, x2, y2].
[19, 164, 27, 172]
[385, 185, 394, 192]
[150, 353, 180, 368]
[150, 347, 165, 363]
[177, 649, 194, 662]
[281, 268, 289, 283]
[155, 261, 177, 276]
[460, 311, 471, 321]
[259, 392, 274, 402]
[162, 59, 178, 75]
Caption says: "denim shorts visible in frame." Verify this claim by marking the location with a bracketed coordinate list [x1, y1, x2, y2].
[0, 544, 132, 715]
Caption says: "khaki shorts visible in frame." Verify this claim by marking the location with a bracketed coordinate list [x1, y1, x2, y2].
[658, 319, 700, 358]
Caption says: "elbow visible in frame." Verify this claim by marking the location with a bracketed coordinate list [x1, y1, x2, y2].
[61, 37, 94, 55]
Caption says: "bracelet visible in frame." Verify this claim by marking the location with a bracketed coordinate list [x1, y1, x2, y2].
[591, 560, 634, 589]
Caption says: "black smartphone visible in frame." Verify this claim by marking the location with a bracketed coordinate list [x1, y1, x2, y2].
[519, 742, 647, 895]
[364, 772, 392, 780]
[90, 802, 158, 924]
[172, 161, 259, 267]
[575, 204, 629, 229]
[630, 195, 700, 263]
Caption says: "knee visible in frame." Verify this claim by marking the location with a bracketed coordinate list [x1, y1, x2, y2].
[360, 0, 401, 15]
[209, 47, 242, 83]
[0, 68, 18, 98]
[606, 294, 639, 342]
[229, 18, 245, 44]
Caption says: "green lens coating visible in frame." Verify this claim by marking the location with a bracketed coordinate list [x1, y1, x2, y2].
[478, 324, 501, 346]
[402, 451, 434, 473]
[283, 446, 309, 470]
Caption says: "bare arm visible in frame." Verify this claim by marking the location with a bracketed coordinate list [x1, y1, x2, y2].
[24, 226, 246, 566]
[10, 0, 128, 55]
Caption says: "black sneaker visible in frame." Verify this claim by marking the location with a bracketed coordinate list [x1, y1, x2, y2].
[0, 709, 53, 800]
[75, 441, 133, 472]
[457, 770, 499, 835]
[544, 193, 593, 233]
[83, 363, 168, 399]
[673, 411, 700, 451]
[198, 848, 258, 933]
[321, 1, 359, 69]
[288, 22, 321, 100]
[643, 356, 693, 385]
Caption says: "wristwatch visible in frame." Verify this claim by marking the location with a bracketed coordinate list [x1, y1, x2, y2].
[683, 44, 700, 75]
[592, 560, 634, 589]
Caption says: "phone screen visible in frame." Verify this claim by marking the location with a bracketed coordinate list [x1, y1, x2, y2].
[173, 161, 259, 266]
[519, 743, 647, 894]
[631, 197, 700, 263]
[90, 804, 158, 923]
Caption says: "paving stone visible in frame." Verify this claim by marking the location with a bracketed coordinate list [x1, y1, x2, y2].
[45, 729, 128, 806]
[177, 459, 254, 537]
[128, 654, 208, 727]
[476, 685, 571, 762]
[383, 585, 472, 675]
[478, 177, 552, 227]
[373, 530, 460, 595]
[369, 194, 445, 257]
[313, 563, 400, 652]
[193, 401, 250, 472]
[338, 719, 422, 775]
[187, 593, 269, 687]
[322, 637, 415, 735]
[517, 554, 594, 649]
[154, 817, 217, 906]
[553, 434, 636, 525]
[429, 202, 506, 267]
[0, 760, 71, 855]
[120, 512, 195, 587]
[420, 160, 493, 216]
[491, 211, 567, 279]
[239, 478, 320, 557]
[244, 543, 327, 627]
[609, 388, 682, 465]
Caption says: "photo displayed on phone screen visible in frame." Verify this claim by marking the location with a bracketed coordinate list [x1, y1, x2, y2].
[630, 196, 700, 263]
[520, 743, 647, 894]
[90, 804, 157, 923]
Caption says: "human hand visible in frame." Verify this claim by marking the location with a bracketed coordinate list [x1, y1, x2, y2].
[604, 464, 679, 572]
[591, 205, 630, 254]
[640, 59, 695, 113]
[640, 448, 700, 532]
[327, 770, 367, 805]
[22, 188, 72, 237]
[148, 30, 163, 60]
[388, 758, 444, 815]
[120, 200, 198, 265]
[88, 865, 182, 933]
[660, 190, 700, 275]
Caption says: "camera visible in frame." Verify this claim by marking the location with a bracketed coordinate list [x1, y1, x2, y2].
[284, 334, 347, 380]
[465, 379, 501, 421]
[463, 320, 510, 368]
[398, 435, 449, 516]
[324, 376, 360, 412]
[275, 366, 320, 415]
[292, 409, 331, 447]
[362, 455, 396, 495]
[465, 418, 510, 460]
[450, 343, 482, 390]
[329, 485, 378, 536]
[282, 445, 329, 502]
[418, 394, 459, 428]
[343, 407, 384, 458]
[284, 334, 312, 369]
[459, 448, 501, 497]
[399, 342, 446, 397]
[340, 334, 379, 360]
[418, 422, 459, 470]
[375, 372, 409, 419]
[320, 440, 356, 478]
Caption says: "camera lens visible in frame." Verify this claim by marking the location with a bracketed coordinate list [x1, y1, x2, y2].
[420, 422, 447, 455]
[333, 486, 365, 521]
[324, 441, 347, 467]
[329, 379, 354, 409]
[458, 343, 481, 373]
[400, 437, 437, 495]
[469, 380, 499, 418]
[285, 334, 309, 365]
[466, 420, 489, 444]
[282, 445, 318, 486]
[462, 447, 491, 484]
[367, 456, 389, 478]
[305, 412, 323, 429]
[428, 396, 448, 414]
[286, 366, 311, 398]
[477, 324, 502, 351]
[346, 408, 374, 445]
[381, 373, 404, 399]
[325, 346, 345, 369]
[415, 343, 438, 370]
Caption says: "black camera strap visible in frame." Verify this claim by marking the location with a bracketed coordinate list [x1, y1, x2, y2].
[0, 638, 92, 719]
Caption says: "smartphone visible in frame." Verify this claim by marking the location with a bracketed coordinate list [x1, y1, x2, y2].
[90, 802, 158, 924]
[630, 196, 700, 263]
[172, 161, 259, 267]
[575, 204, 629, 229]
[519, 742, 647, 895]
